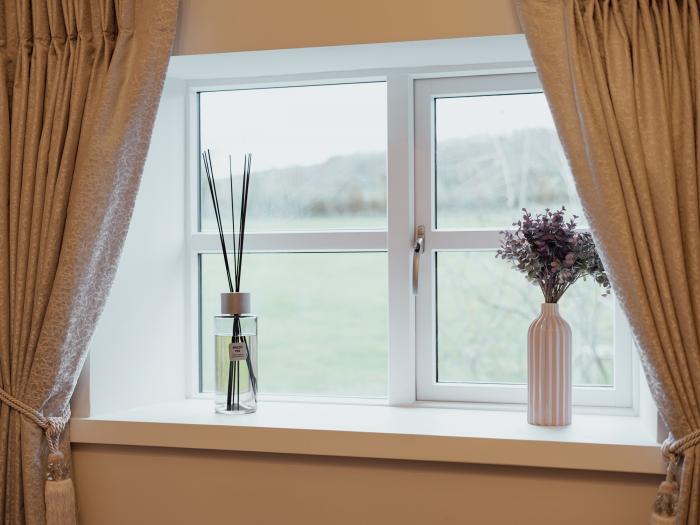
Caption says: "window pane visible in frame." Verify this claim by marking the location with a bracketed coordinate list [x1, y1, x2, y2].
[200, 253, 388, 397]
[436, 252, 614, 386]
[435, 93, 584, 229]
[199, 83, 387, 232]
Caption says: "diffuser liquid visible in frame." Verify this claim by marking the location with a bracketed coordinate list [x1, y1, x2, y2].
[214, 315, 258, 415]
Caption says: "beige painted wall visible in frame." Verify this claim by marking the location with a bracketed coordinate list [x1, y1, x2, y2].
[73, 444, 660, 525]
[173, 0, 521, 55]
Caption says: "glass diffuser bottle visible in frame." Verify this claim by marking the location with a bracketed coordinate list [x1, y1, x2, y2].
[201, 149, 256, 414]
[215, 292, 258, 414]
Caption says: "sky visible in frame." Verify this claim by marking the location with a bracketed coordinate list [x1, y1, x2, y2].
[200, 83, 556, 174]
[436, 92, 556, 141]
[200, 82, 387, 173]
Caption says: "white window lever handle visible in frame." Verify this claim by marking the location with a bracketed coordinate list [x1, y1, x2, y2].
[412, 225, 425, 295]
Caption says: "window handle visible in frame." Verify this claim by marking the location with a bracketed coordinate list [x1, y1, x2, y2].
[412, 225, 425, 295]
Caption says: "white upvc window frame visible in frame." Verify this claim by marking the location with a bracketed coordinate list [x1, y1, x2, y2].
[185, 73, 393, 400]
[413, 74, 636, 408]
[184, 41, 637, 411]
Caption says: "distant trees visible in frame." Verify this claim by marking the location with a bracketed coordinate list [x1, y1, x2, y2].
[436, 128, 579, 220]
[202, 128, 580, 227]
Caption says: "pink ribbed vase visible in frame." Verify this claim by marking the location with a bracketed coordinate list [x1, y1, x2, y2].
[527, 303, 572, 426]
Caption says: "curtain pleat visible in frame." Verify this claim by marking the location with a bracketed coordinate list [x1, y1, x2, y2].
[517, 1, 700, 522]
[0, 1, 178, 523]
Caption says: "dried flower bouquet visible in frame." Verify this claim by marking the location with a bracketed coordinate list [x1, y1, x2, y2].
[497, 207, 610, 303]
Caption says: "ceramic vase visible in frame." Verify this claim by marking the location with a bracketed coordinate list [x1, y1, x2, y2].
[527, 303, 572, 426]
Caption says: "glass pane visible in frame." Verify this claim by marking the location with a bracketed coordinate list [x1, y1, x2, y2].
[436, 252, 614, 386]
[435, 93, 585, 229]
[200, 253, 388, 397]
[199, 83, 387, 232]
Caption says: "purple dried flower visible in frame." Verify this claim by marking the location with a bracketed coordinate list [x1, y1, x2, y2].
[496, 207, 611, 303]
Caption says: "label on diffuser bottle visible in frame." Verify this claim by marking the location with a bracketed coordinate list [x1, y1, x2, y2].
[229, 341, 248, 361]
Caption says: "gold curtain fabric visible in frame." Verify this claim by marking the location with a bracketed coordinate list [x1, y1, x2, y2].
[0, 1, 177, 523]
[516, 0, 700, 522]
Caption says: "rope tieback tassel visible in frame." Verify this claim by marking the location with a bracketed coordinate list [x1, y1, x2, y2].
[0, 387, 76, 525]
[651, 429, 700, 524]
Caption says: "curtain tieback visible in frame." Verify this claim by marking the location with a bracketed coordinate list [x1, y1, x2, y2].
[0, 386, 76, 525]
[661, 430, 700, 465]
[651, 431, 700, 524]
[0, 387, 70, 469]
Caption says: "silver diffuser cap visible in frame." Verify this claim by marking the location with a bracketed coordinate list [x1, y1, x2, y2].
[221, 292, 251, 315]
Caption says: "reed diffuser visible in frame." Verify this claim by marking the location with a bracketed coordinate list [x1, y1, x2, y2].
[202, 149, 258, 414]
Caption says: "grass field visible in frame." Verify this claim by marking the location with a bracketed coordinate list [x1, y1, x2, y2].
[437, 252, 613, 386]
[201, 252, 389, 396]
[199, 243, 613, 396]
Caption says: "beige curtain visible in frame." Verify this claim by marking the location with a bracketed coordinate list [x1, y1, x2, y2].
[0, 1, 178, 523]
[516, 0, 700, 523]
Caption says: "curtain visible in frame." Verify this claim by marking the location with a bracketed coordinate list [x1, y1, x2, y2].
[516, 0, 700, 523]
[0, 1, 178, 523]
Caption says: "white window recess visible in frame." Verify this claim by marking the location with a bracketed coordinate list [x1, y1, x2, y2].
[71, 35, 660, 472]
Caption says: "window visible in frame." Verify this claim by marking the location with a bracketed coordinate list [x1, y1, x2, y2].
[414, 75, 633, 407]
[191, 71, 634, 408]
[196, 82, 389, 397]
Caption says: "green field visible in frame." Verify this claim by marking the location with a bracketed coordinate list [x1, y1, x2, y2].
[437, 251, 613, 386]
[201, 252, 389, 397]
[200, 245, 613, 397]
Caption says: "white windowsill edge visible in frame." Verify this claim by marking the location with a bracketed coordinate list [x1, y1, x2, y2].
[70, 399, 664, 475]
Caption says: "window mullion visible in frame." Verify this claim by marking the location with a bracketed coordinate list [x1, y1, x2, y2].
[413, 78, 437, 404]
[386, 73, 416, 405]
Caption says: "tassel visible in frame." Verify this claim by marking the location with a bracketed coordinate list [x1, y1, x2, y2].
[650, 468, 679, 525]
[45, 479, 77, 525]
[45, 451, 77, 525]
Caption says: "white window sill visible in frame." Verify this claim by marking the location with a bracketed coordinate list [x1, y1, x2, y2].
[70, 399, 663, 475]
